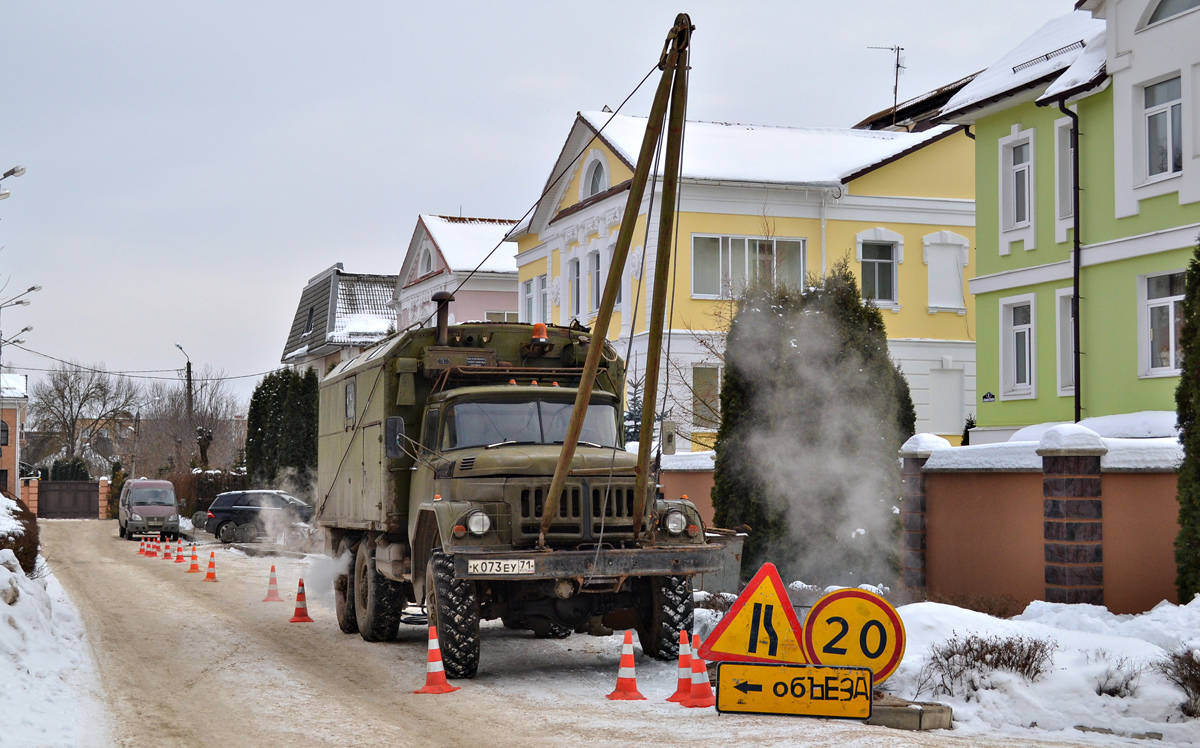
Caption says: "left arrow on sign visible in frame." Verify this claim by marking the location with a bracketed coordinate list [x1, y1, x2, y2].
[733, 681, 762, 694]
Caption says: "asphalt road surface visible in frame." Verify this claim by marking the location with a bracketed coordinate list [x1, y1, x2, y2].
[42, 520, 1097, 748]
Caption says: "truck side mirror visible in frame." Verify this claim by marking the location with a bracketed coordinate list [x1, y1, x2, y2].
[385, 417, 406, 459]
[661, 420, 677, 455]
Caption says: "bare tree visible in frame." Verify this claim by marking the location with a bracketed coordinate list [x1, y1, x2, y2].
[133, 366, 242, 477]
[29, 361, 142, 471]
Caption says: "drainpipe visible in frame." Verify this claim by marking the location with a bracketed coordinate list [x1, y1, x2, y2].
[820, 192, 828, 277]
[1058, 101, 1082, 423]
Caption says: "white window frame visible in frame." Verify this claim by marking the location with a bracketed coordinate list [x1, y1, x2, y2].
[1055, 287, 1076, 396]
[420, 247, 434, 275]
[485, 311, 519, 323]
[568, 258, 581, 317]
[578, 150, 610, 202]
[999, 293, 1037, 400]
[522, 280, 534, 323]
[1054, 116, 1075, 244]
[609, 244, 622, 307]
[588, 252, 601, 313]
[1137, 269, 1186, 378]
[1143, 75, 1183, 184]
[536, 274, 549, 324]
[1142, 0, 1200, 27]
[855, 228, 904, 311]
[998, 124, 1037, 255]
[690, 234, 808, 300]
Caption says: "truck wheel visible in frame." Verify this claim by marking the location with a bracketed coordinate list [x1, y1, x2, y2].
[634, 575, 693, 661]
[334, 537, 358, 635]
[425, 550, 480, 678]
[354, 541, 401, 642]
[529, 618, 572, 639]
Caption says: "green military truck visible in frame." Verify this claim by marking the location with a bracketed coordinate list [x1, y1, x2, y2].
[316, 294, 723, 677]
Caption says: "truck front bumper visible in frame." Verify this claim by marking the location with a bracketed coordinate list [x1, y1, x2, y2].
[453, 544, 724, 581]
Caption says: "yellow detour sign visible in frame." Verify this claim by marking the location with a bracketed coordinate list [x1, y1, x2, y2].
[802, 588, 906, 684]
[715, 662, 873, 719]
[696, 563, 807, 664]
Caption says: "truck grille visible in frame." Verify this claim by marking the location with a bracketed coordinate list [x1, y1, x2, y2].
[516, 484, 642, 540]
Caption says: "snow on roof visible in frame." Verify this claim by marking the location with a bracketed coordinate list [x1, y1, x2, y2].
[659, 450, 715, 472]
[1038, 28, 1107, 102]
[1, 373, 27, 399]
[579, 112, 956, 186]
[941, 11, 1105, 118]
[1010, 411, 1178, 441]
[900, 433, 952, 456]
[1038, 424, 1106, 453]
[422, 215, 519, 274]
[327, 273, 395, 346]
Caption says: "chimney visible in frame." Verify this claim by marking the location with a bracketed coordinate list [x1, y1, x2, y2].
[432, 290, 454, 345]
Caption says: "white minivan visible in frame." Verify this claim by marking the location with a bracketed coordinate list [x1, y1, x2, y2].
[118, 479, 180, 540]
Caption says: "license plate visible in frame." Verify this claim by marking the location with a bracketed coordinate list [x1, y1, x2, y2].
[467, 559, 535, 575]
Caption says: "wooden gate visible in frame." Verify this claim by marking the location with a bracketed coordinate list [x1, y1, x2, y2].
[37, 480, 99, 519]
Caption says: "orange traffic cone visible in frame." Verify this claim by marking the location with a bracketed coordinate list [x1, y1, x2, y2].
[682, 633, 715, 708]
[263, 565, 285, 602]
[137, 539, 145, 556]
[288, 579, 313, 622]
[606, 630, 646, 700]
[202, 551, 218, 582]
[174, 540, 186, 564]
[666, 629, 693, 702]
[147, 539, 159, 558]
[185, 546, 201, 573]
[414, 626, 460, 694]
[162, 541, 173, 561]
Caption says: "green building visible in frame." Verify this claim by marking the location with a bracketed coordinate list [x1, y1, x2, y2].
[939, 1, 1200, 442]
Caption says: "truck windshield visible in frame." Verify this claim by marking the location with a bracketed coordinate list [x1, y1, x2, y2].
[129, 488, 176, 506]
[442, 399, 619, 451]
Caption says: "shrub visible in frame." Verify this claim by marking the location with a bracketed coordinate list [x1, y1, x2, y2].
[0, 495, 39, 576]
[915, 633, 1056, 699]
[1174, 240, 1200, 603]
[1154, 647, 1200, 717]
[1088, 650, 1144, 698]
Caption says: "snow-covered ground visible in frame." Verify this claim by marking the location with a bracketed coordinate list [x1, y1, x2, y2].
[0, 549, 108, 746]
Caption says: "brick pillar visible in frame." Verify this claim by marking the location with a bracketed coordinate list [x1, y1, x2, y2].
[1037, 434, 1107, 606]
[900, 455, 928, 590]
[98, 478, 110, 519]
[21, 477, 37, 515]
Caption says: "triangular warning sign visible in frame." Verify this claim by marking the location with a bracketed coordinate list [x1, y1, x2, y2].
[696, 562, 807, 664]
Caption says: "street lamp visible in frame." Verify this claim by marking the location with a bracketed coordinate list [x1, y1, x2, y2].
[175, 343, 193, 425]
[0, 166, 26, 201]
[0, 285, 39, 378]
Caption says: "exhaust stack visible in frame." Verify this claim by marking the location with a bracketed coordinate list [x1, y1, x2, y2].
[432, 290, 454, 345]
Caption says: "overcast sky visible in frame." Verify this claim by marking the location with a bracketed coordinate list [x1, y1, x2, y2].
[0, 1, 1072, 403]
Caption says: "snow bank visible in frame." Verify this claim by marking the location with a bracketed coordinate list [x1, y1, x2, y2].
[923, 441, 1042, 471]
[0, 550, 106, 746]
[659, 450, 714, 472]
[886, 599, 1200, 743]
[0, 492, 24, 538]
[900, 433, 952, 455]
[1012, 411, 1179, 441]
[1038, 424, 1106, 453]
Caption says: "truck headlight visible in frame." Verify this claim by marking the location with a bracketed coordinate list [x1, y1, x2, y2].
[130, 513, 142, 521]
[664, 510, 686, 535]
[167, 514, 178, 522]
[467, 511, 491, 536]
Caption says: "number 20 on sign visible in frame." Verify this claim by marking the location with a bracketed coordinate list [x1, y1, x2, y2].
[802, 588, 906, 684]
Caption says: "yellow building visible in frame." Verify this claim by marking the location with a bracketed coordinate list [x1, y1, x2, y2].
[508, 112, 976, 447]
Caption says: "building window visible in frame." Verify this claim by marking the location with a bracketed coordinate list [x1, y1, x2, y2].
[861, 242, 897, 304]
[690, 235, 806, 299]
[1000, 294, 1036, 399]
[302, 307, 314, 336]
[691, 366, 722, 430]
[421, 248, 434, 275]
[1056, 288, 1075, 395]
[585, 161, 607, 198]
[1145, 77, 1182, 180]
[344, 380, 356, 421]
[1148, 0, 1200, 25]
[998, 125, 1036, 253]
[589, 252, 601, 311]
[568, 259, 581, 317]
[923, 231, 970, 313]
[523, 280, 534, 323]
[1055, 118, 1074, 221]
[610, 247, 622, 306]
[485, 311, 520, 323]
[537, 274, 549, 323]
[0, 421, 8, 447]
[1146, 271, 1185, 373]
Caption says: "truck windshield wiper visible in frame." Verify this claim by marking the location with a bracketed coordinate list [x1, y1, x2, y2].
[484, 439, 536, 449]
[555, 439, 605, 448]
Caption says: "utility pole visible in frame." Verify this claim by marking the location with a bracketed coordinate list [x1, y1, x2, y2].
[176, 343, 194, 425]
[869, 45, 906, 126]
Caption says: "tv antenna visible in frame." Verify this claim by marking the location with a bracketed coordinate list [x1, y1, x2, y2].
[869, 45, 906, 126]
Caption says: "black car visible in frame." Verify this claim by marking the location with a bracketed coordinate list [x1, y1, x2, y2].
[204, 490, 313, 543]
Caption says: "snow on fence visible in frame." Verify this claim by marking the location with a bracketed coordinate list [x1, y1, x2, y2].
[900, 419, 1183, 615]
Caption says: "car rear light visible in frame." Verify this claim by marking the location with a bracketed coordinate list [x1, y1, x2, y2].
[207, 511, 215, 518]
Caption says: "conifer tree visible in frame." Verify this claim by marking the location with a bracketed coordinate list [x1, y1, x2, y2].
[1174, 241, 1200, 603]
[712, 259, 909, 581]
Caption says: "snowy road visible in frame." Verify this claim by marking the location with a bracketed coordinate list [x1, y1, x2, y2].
[43, 520, 1101, 748]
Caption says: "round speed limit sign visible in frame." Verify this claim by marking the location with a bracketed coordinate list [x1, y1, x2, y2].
[802, 588, 906, 684]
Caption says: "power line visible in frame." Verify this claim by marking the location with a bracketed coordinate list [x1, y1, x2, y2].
[5, 343, 276, 382]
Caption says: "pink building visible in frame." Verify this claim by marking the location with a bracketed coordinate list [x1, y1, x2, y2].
[391, 215, 519, 329]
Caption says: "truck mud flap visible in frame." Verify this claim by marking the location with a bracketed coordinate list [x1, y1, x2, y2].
[452, 545, 724, 581]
